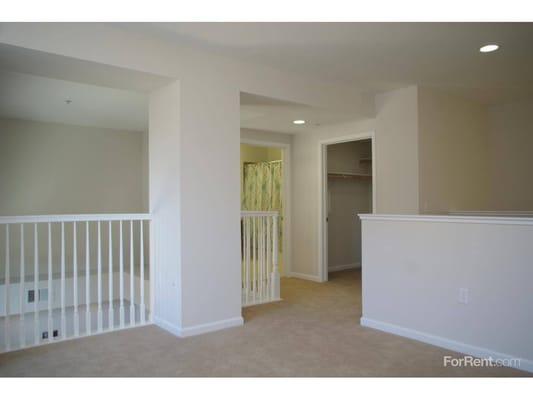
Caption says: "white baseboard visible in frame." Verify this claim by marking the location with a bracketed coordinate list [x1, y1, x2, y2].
[154, 315, 244, 338]
[328, 262, 361, 272]
[288, 272, 323, 282]
[360, 317, 533, 374]
[180, 316, 244, 337]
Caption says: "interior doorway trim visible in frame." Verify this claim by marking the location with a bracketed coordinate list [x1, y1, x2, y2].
[240, 138, 292, 277]
[318, 131, 376, 282]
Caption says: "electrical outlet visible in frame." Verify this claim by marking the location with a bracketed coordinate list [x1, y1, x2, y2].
[459, 288, 469, 304]
[42, 331, 48, 340]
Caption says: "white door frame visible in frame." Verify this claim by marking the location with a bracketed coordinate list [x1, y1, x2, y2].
[240, 138, 292, 277]
[318, 131, 376, 282]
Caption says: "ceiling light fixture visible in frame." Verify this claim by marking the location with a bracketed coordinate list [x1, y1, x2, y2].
[479, 44, 499, 53]
[293, 119, 306, 125]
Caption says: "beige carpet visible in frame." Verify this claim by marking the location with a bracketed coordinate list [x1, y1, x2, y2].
[0, 270, 529, 377]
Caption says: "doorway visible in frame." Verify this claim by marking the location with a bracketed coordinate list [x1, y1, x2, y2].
[318, 133, 376, 282]
[240, 141, 291, 276]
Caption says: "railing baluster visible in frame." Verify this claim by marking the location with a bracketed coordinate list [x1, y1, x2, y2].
[149, 219, 154, 323]
[129, 220, 135, 326]
[97, 221, 103, 332]
[73, 221, 79, 337]
[33, 224, 39, 345]
[60, 222, 66, 339]
[139, 220, 145, 324]
[245, 217, 250, 304]
[85, 221, 91, 335]
[266, 216, 271, 301]
[108, 221, 114, 329]
[4, 225, 11, 351]
[259, 216, 264, 302]
[119, 220, 125, 328]
[47, 222, 52, 342]
[19, 224, 25, 348]
[252, 217, 256, 303]
[272, 215, 280, 300]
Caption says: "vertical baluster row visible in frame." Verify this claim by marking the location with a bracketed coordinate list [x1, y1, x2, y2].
[85, 221, 91, 335]
[60, 222, 66, 339]
[129, 221, 135, 326]
[139, 220, 145, 324]
[33, 224, 39, 345]
[73, 222, 79, 337]
[108, 221, 114, 329]
[97, 221, 103, 332]
[19, 224, 25, 348]
[4, 225, 10, 351]
[119, 220, 125, 328]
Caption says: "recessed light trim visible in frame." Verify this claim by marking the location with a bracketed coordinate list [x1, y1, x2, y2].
[479, 44, 499, 53]
[293, 119, 306, 125]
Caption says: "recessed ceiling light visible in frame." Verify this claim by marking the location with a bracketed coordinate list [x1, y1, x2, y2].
[479, 44, 499, 53]
[293, 120, 306, 125]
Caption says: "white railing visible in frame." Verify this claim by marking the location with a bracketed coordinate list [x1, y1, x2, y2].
[241, 211, 280, 307]
[0, 213, 152, 353]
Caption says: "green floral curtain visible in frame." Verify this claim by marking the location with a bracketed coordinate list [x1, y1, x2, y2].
[242, 160, 283, 246]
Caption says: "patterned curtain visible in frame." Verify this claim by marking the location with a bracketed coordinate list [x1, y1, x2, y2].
[242, 160, 283, 245]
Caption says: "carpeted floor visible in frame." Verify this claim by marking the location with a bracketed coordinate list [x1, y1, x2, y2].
[0, 270, 529, 377]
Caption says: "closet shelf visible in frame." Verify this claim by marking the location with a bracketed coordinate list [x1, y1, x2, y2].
[328, 171, 372, 179]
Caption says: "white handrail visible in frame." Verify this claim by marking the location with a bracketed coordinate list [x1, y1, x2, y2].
[0, 213, 151, 224]
[240, 211, 279, 217]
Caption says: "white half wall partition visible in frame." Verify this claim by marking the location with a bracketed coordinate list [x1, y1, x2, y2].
[359, 214, 533, 373]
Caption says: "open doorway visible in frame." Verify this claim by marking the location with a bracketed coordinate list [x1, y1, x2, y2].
[240, 143, 287, 276]
[319, 133, 375, 282]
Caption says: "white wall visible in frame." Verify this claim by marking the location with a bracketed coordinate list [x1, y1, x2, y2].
[374, 86, 419, 214]
[360, 215, 533, 373]
[418, 88, 490, 213]
[0, 117, 147, 215]
[488, 101, 533, 211]
[241, 128, 293, 146]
